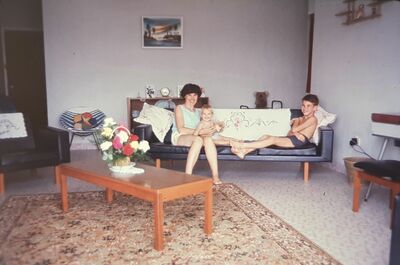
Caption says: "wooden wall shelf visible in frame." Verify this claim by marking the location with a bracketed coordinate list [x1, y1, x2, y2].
[335, 0, 385, 25]
[342, 14, 381, 25]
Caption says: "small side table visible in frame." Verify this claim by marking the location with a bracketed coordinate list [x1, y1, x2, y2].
[365, 113, 400, 200]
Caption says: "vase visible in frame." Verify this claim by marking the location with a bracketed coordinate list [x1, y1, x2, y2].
[109, 157, 144, 177]
[113, 157, 131, 167]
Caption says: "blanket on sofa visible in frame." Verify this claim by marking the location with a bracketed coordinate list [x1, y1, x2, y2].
[134, 104, 291, 142]
[214, 108, 291, 140]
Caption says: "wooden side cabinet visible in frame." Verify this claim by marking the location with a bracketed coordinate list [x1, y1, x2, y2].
[127, 97, 209, 132]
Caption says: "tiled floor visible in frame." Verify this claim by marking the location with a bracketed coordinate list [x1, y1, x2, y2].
[0, 151, 392, 265]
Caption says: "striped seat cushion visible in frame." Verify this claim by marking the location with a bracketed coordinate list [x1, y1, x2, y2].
[60, 107, 105, 136]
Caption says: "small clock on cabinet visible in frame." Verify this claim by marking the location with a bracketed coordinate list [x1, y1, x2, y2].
[160, 87, 170, 97]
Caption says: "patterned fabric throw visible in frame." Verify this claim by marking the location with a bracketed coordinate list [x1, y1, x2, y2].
[0, 113, 27, 139]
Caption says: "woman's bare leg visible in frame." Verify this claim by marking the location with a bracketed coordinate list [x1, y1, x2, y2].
[177, 135, 203, 174]
[203, 136, 221, 184]
[213, 136, 241, 146]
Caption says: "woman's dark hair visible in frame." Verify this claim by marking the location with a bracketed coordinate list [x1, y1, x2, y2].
[180, 83, 202, 98]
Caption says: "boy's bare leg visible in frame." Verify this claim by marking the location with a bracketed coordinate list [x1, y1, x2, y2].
[230, 135, 294, 159]
[231, 146, 256, 159]
[235, 136, 293, 149]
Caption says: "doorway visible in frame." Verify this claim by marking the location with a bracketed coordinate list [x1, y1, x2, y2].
[3, 29, 48, 128]
[306, 13, 314, 93]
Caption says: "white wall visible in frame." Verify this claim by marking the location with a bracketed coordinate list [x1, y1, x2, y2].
[312, 0, 400, 173]
[42, 0, 309, 147]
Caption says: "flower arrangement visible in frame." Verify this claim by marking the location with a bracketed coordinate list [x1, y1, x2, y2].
[98, 117, 150, 166]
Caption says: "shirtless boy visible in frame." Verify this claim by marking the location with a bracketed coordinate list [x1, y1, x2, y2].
[230, 94, 319, 159]
[194, 104, 237, 146]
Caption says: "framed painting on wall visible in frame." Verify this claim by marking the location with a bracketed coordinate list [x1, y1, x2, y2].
[142, 17, 183, 48]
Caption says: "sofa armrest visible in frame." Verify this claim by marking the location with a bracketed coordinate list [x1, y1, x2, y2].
[134, 124, 153, 141]
[316, 125, 334, 161]
[34, 126, 71, 163]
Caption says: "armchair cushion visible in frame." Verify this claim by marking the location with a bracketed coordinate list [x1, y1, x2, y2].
[1, 150, 58, 170]
[354, 160, 400, 180]
[313, 106, 336, 144]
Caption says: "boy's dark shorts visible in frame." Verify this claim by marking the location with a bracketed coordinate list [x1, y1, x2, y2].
[288, 135, 309, 148]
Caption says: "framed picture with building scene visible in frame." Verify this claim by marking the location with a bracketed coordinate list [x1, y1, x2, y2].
[142, 17, 183, 48]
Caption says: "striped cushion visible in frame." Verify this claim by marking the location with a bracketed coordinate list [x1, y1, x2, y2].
[60, 107, 105, 136]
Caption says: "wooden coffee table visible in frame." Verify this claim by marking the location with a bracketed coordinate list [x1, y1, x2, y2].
[56, 158, 213, 251]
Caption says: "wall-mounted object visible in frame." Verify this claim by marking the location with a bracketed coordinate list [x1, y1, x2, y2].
[335, 0, 389, 25]
[142, 17, 183, 48]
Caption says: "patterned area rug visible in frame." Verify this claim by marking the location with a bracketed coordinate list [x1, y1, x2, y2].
[0, 184, 340, 265]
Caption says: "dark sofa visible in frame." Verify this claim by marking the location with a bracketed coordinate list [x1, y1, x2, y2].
[134, 109, 334, 181]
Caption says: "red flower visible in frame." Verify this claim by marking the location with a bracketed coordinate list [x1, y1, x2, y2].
[129, 134, 139, 142]
[122, 144, 134, 156]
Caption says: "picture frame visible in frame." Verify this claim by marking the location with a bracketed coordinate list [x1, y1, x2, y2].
[142, 16, 183, 49]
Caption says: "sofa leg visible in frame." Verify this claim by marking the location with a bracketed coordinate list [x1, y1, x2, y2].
[303, 162, 309, 182]
[0, 172, 4, 193]
[156, 159, 161, 168]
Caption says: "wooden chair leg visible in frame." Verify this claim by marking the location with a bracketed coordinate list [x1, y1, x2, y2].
[352, 170, 362, 212]
[391, 189, 395, 209]
[55, 166, 60, 186]
[0, 172, 4, 193]
[391, 186, 400, 210]
[156, 159, 161, 168]
[303, 162, 309, 182]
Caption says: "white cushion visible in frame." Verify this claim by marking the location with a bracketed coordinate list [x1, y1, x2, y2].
[0, 113, 27, 139]
[312, 106, 336, 144]
[134, 103, 174, 142]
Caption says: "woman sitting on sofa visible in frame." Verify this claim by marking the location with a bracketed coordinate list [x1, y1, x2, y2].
[171, 83, 222, 184]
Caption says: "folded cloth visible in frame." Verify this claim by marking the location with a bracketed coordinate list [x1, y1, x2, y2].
[0, 113, 27, 139]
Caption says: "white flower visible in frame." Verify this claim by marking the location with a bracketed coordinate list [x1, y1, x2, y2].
[103, 117, 116, 127]
[138, 140, 150, 152]
[130, 141, 139, 149]
[101, 127, 113, 138]
[100, 141, 112, 151]
[116, 130, 129, 143]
